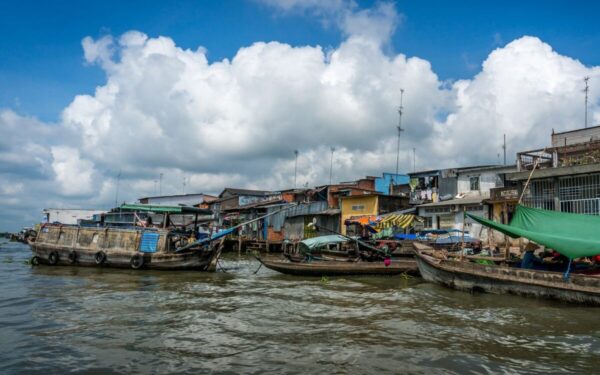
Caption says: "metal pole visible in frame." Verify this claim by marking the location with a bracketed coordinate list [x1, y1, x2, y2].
[584, 77, 590, 128]
[503, 133, 506, 165]
[159, 173, 163, 195]
[294, 150, 299, 188]
[329, 147, 335, 185]
[114, 170, 121, 208]
[395, 89, 405, 180]
[412, 147, 416, 172]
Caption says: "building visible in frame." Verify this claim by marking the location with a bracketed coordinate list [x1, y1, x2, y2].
[503, 125, 600, 215]
[42, 208, 106, 225]
[374, 172, 410, 195]
[339, 194, 410, 235]
[415, 165, 516, 230]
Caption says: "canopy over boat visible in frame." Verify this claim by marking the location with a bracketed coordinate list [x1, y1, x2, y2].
[300, 235, 348, 250]
[467, 205, 600, 258]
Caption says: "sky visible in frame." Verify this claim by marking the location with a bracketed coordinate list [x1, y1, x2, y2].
[1, 0, 599, 230]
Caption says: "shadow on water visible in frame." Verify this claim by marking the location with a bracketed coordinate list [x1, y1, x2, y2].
[2, 243, 600, 374]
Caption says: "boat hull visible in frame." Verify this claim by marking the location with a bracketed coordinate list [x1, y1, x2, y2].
[31, 243, 219, 270]
[415, 250, 600, 306]
[259, 257, 419, 277]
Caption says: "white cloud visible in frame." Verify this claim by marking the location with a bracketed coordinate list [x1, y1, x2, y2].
[51, 146, 95, 196]
[1, 2, 600, 231]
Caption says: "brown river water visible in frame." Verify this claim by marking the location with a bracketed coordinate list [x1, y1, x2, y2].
[1, 239, 600, 374]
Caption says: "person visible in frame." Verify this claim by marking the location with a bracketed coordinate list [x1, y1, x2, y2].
[520, 242, 545, 270]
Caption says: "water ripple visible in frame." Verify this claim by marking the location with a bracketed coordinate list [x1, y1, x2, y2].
[1, 245, 600, 374]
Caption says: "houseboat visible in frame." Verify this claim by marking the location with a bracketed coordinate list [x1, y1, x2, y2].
[29, 204, 222, 271]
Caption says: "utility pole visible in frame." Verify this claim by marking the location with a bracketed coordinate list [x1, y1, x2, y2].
[584, 76, 590, 128]
[114, 170, 121, 208]
[159, 173, 163, 195]
[503, 133, 506, 165]
[395, 88, 405, 181]
[329, 147, 335, 185]
[294, 150, 299, 188]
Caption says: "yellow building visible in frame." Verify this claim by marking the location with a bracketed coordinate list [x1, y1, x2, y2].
[340, 194, 409, 235]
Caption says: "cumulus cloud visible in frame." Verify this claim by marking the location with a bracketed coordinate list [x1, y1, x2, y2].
[1, 1, 599, 230]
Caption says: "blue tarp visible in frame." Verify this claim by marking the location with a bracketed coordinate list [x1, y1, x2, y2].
[395, 233, 417, 240]
[139, 232, 159, 253]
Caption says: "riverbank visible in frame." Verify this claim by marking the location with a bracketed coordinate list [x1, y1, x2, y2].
[1, 241, 598, 374]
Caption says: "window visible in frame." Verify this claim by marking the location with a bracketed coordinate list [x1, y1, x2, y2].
[351, 205, 365, 211]
[470, 176, 480, 191]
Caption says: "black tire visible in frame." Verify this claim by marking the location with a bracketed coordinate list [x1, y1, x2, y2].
[130, 254, 144, 269]
[31, 256, 40, 266]
[68, 250, 77, 264]
[94, 251, 107, 265]
[48, 251, 59, 265]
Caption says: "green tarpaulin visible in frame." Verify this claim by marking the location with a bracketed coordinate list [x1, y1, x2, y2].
[120, 204, 212, 215]
[467, 205, 600, 259]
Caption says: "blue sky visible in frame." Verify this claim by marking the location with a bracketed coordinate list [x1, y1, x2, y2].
[1, 0, 599, 122]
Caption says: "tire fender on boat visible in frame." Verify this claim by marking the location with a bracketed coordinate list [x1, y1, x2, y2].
[48, 251, 59, 265]
[30, 256, 40, 266]
[94, 251, 107, 265]
[130, 253, 144, 269]
[68, 250, 77, 264]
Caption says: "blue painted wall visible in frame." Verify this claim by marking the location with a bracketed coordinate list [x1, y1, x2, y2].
[375, 173, 410, 194]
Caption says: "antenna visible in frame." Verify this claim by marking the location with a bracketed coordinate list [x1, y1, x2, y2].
[294, 150, 299, 188]
[114, 170, 122, 208]
[329, 147, 335, 185]
[159, 173, 163, 195]
[584, 76, 590, 128]
[395, 89, 405, 180]
[503, 133, 506, 165]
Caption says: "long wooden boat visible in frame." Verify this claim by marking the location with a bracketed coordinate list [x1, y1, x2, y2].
[413, 243, 600, 305]
[30, 224, 222, 271]
[258, 256, 418, 276]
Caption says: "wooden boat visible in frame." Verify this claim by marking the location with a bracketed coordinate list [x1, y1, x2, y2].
[258, 256, 418, 276]
[414, 243, 600, 305]
[29, 204, 222, 271]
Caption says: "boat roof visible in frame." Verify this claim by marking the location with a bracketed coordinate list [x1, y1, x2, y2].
[300, 235, 348, 249]
[119, 204, 212, 215]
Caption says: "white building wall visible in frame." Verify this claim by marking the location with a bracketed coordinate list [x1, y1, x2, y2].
[43, 209, 105, 225]
[457, 171, 503, 195]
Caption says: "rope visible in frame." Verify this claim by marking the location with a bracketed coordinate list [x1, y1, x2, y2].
[563, 257, 573, 281]
[216, 259, 228, 273]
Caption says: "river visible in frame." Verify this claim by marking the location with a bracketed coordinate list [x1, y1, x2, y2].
[1, 239, 599, 374]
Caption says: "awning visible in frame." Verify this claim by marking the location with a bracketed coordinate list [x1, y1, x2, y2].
[120, 204, 212, 215]
[375, 214, 415, 230]
[467, 204, 600, 258]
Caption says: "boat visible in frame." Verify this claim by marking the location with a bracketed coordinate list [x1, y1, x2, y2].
[258, 256, 418, 276]
[29, 204, 223, 271]
[414, 205, 600, 305]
